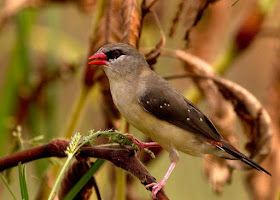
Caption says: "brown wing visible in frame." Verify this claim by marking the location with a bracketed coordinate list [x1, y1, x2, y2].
[138, 87, 222, 141]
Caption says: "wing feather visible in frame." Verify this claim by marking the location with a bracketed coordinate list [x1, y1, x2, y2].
[138, 87, 222, 141]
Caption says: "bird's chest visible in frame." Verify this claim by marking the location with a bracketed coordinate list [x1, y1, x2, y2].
[110, 80, 141, 119]
[110, 80, 155, 134]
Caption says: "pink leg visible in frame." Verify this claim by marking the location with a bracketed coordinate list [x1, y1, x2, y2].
[125, 133, 161, 159]
[145, 162, 177, 199]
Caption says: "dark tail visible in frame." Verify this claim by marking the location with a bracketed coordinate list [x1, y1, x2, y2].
[219, 141, 271, 176]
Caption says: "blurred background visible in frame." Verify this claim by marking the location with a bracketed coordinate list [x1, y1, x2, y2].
[0, 0, 279, 199]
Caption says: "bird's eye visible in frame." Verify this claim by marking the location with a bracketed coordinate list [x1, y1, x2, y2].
[112, 50, 121, 58]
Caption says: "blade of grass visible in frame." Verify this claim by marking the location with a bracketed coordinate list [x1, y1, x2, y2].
[0, 173, 17, 200]
[0, 9, 34, 156]
[22, 165, 29, 200]
[18, 163, 29, 200]
[62, 159, 105, 200]
[48, 130, 127, 200]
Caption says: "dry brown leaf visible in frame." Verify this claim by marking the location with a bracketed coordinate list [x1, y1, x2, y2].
[183, 0, 218, 43]
[169, 0, 186, 38]
[203, 155, 233, 194]
[173, 49, 272, 167]
[84, 0, 123, 129]
[88, 0, 122, 56]
[210, 76, 272, 168]
[246, 49, 280, 200]
[58, 160, 99, 200]
[144, 11, 166, 67]
[84, 0, 122, 86]
[77, 0, 97, 13]
[163, 49, 272, 191]
[120, 0, 141, 48]
[175, 50, 235, 193]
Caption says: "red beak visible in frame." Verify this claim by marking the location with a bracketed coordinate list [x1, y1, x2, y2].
[88, 52, 108, 65]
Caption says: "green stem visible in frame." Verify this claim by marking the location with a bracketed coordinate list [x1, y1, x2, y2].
[0, 174, 17, 200]
[48, 156, 73, 200]
[115, 117, 127, 200]
[48, 130, 125, 199]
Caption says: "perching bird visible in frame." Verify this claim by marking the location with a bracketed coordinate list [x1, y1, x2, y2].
[88, 43, 270, 199]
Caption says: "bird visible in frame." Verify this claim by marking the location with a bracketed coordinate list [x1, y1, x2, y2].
[88, 43, 271, 199]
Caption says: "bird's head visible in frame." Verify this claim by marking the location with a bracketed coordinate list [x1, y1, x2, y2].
[89, 43, 148, 80]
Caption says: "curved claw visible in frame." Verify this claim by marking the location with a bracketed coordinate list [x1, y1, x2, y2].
[146, 182, 165, 199]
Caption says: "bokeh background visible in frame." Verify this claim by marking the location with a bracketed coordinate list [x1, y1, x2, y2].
[0, 0, 279, 199]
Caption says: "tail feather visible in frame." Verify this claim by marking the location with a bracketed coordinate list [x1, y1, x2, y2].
[219, 141, 271, 176]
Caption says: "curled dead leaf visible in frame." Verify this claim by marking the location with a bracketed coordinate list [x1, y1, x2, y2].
[163, 49, 272, 190]
[183, 0, 218, 43]
[84, 0, 122, 87]
[210, 75, 272, 169]
[144, 11, 166, 67]
[169, 0, 186, 38]
[58, 160, 99, 200]
[120, 0, 141, 48]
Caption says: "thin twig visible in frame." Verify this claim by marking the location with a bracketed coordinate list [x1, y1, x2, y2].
[145, 11, 166, 66]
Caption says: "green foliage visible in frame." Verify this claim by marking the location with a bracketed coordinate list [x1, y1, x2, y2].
[62, 159, 105, 200]
[49, 130, 132, 200]
[0, 173, 17, 200]
[18, 163, 29, 200]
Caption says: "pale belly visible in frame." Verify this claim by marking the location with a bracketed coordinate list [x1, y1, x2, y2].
[115, 97, 213, 157]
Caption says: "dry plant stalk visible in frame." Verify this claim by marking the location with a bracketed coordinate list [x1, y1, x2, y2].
[177, 50, 236, 193]
[120, 0, 141, 48]
[173, 50, 272, 166]
[164, 49, 272, 192]
[246, 48, 280, 200]
[210, 76, 272, 167]
[144, 11, 166, 67]
[83, 0, 123, 129]
[85, 0, 122, 87]
[183, 0, 218, 42]
[169, 0, 186, 37]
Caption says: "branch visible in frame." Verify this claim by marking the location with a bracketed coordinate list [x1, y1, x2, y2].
[0, 140, 169, 200]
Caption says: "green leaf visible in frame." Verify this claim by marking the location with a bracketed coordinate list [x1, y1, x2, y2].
[18, 163, 29, 200]
[0, 173, 17, 200]
[62, 159, 105, 200]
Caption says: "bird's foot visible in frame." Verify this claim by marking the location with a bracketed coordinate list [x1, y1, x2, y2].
[124, 133, 160, 159]
[145, 181, 165, 199]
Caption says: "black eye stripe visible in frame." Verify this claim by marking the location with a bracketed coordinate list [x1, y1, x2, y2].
[105, 49, 124, 60]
